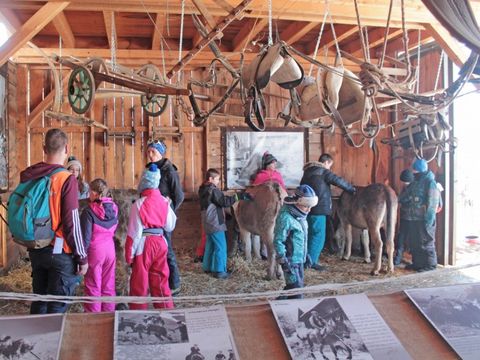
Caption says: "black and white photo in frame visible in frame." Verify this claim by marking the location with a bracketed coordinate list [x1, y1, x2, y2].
[224, 128, 306, 189]
[405, 283, 480, 360]
[0, 314, 65, 360]
[114, 306, 238, 360]
[270, 293, 411, 360]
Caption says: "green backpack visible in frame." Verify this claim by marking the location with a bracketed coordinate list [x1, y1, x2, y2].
[7, 168, 65, 249]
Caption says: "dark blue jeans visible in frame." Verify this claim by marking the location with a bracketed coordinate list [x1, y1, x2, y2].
[29, 247, 79, 314]
[164, 231, 181, 290]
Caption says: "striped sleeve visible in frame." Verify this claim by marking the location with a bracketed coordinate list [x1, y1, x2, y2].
[61, 175, 88, 264]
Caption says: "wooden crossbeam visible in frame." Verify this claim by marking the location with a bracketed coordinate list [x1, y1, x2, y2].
[52, 11, 75, 48]
[0, 2, 70, 67]
[232, 18, 268, 52]
[280, 21, 319, 45]
[342, 27, 404, 58]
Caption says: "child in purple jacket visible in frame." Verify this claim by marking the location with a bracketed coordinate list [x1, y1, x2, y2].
[80, 179, 118, 312]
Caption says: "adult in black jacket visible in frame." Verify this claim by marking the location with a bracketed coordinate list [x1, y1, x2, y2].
[146, 140, 185, 294]
[300, 154, 355, 271]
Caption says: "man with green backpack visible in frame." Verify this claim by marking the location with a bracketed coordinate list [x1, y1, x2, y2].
[8, 128, 88, 313]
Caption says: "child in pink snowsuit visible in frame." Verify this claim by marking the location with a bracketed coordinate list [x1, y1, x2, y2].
[80, 179, 118, 312]
[252, 152, 287, 190]
[125, 164, 177, 309]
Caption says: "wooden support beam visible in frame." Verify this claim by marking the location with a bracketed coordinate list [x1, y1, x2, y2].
[213, 0, 234, 13]
[151, 12, 164, 50]
[52, 11, 75, 48]
[232, 18, 268, 53]
[28, 76, 69, 128]
[343, 27, 404, 58]
[0, 2, 69, 67]
[423, 22, 468, 67]
[0, 7, 21, 33]
[191, 0, 216, 29]
[103, 10, 115, 49]
[280, 21, 319, 45]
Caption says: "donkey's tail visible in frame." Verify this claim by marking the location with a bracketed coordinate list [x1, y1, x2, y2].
[384, 185, 398, 245]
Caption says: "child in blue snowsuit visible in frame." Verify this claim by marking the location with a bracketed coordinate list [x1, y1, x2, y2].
[274, 185, 318, 299]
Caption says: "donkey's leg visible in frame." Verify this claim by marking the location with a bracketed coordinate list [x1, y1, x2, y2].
[342, 224, 353, 261]
[361, 229, 371, 263]
[252, 234, 261, 260]
[370, 227, 383, 276]
[385, 230, 395, 273]
[241, 230, 252, 262]
[264, 233, 279, 280]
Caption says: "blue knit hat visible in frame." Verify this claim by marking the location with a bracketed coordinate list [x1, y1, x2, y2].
[147, 140, 167, 156]
[412, 158, 428, 173]
[138, 164, 161, 193]
[285, 184, 318, 207]
[262, 151, 277, 169]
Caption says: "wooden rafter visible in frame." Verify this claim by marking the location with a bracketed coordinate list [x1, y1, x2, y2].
[0, 1, 69, 67]
[423, 22, 467, 66]
[213, 0, 234, 13]
[342, 27, 404, 58]
[232, 18, 268, 53]
[280, 21, 319, 45]
[52, 11, 75, 48]
[151, 12, 164, 50]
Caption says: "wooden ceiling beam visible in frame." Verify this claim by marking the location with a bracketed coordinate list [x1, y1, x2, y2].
[383, 29, 434, 58]
[151, 12, 164, 50]
[423, 23, 468, 67]
[0, 0, 433, 29]
[0, 1, 69, 67]
[52, 11, 75, 48]
[343, 27, 404, 58]
[231, 18, 268, 53]
[280, 21, 319, 45]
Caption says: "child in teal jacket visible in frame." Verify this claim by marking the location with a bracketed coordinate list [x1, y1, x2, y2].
[274, 185, 318, 299]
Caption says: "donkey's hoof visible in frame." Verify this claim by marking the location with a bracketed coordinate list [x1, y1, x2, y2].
[363, 258, 371, 264]
[342, 256, 350, 261]
[370, 270, 380, 276]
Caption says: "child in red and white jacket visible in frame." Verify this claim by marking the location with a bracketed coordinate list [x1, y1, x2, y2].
[125, 164, 177, 309]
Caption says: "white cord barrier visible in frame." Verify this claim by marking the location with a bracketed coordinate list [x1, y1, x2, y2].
[0, 262, 478, 305]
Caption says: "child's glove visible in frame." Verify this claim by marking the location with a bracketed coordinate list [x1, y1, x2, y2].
[277, 255, 291, 273]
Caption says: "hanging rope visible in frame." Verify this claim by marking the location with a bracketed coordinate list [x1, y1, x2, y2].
[353, 0, 368, 62]
[416, 30, 422, 94]
[379, 0, 393, 68]
[58, 35, 63, 105]
[434, 50, 445, 91]
[268, 0, 273, 46]
[177, 0, 186, 82]
[309, 7, 329, 76]
[110, 11, 117, 72]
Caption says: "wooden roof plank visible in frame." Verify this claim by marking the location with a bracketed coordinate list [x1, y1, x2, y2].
[0, 1, 70, 67]
[52, 11, 75, 48]
[103, 10, 114, 49]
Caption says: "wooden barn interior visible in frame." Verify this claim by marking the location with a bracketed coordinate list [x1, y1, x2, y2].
[0, 1, 479, 359]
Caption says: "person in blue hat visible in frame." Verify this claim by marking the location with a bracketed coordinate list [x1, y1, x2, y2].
[401, 158, 441, 272]
[274, 184, 318, 299]
[146, 139, 184, 295]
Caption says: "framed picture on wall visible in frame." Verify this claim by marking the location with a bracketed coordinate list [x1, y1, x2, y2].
[222, 128, 308, 189]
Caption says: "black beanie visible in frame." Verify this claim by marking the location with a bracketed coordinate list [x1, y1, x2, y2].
[262, 152, 277, 169]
